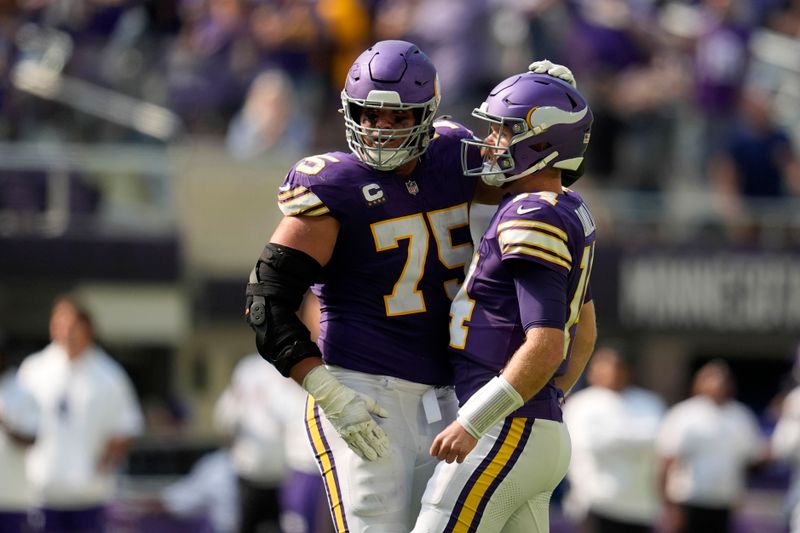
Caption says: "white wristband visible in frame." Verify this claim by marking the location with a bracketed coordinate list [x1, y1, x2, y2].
[457, 375, 524, 440]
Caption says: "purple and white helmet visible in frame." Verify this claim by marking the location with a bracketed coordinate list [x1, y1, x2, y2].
[461, 72, 593, 187]
[341, 40, 440, 171]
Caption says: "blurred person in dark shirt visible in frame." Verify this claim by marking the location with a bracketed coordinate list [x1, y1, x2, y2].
[709, 84, 800, 241]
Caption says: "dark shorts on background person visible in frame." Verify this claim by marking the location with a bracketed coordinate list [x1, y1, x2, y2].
[0, 511, 33, 533]
[40, 506, 106, 533]
[679, 504, 730, 533]
[238, 476, 280, 533]
[587, 511, 653, 533]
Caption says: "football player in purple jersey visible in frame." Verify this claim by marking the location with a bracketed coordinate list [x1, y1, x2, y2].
[412, 72, 598, 533]
[245, 39, 577, 532]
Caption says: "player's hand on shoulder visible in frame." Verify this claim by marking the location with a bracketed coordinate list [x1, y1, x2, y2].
[303, 366, 390, 461]
[430, 420, 478, 464]
[528, 59, 576, 88]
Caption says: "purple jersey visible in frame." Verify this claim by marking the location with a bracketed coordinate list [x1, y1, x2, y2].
[277, 120, 481, 385]
[449, 189, 596, 420]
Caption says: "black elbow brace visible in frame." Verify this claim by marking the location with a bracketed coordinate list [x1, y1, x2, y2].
[245, 243, 322, 377]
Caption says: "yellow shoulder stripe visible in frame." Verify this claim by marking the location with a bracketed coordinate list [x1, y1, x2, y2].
[278, 189, 329, 216]
[499, 228, 572, 263]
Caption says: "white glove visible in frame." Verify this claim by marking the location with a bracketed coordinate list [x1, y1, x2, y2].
[528, 59, 577, 88]
[303, 366, 390, 461]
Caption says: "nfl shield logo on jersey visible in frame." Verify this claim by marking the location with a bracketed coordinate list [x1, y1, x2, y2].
[405, 180, 419, 195]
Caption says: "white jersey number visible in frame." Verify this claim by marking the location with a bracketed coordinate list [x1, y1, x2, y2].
[371, 204, 471, 316]
[564, 243, 595, 358]
[450, 243, 595, 351]
[449, 252, 480, 348]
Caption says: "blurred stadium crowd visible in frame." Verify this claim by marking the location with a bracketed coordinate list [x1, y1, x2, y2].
[0, 0, 798, 242]
[1, 0, 800, 237]
[1, 0, 800, 532]
[0, 0, 799, 188]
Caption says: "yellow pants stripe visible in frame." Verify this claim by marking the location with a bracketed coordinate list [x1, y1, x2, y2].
[305, 396, 348, 533]
[452, 418, 529, 532]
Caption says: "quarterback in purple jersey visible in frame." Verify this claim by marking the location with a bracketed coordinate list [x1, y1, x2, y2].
[412, 73, 598, 532]
[245, 38, 580, 532]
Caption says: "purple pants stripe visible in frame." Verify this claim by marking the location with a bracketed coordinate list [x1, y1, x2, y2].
[279, 469, 333, 533]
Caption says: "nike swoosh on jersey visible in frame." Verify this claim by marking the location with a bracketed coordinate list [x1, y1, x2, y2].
[278, 184, 292, 192]
[517, 206, 542, 215]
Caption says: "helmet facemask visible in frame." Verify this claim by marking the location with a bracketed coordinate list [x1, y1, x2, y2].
[341, 40, 441, 171]
[460, 111, 549, 187]
[341, 90, 438, 171]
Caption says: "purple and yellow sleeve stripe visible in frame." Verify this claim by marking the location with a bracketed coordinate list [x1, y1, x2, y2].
[277, 185, 331, 217]
[445, 418, 534, 532]
[305, 395, 349, 533]
[497, 220, 571, 269]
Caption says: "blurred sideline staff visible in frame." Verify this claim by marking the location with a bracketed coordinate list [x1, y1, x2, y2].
[771, 351, 800, 533]
[656, 360, 767, 533]
[17, 295, 144, 533]
[563, 345, 666, 533]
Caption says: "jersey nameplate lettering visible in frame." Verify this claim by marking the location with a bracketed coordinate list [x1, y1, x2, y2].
[575, 203, 596, 237]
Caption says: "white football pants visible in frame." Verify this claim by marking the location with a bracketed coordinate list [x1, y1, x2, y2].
[411, 417, 571, 533]
[304, 366, 458, 533]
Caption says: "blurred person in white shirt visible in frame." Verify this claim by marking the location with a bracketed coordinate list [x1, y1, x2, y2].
[0, 344, 40, 533]
[656, 359, 767, 533]
[563, 345, 666, 533]
[770, 348, 800, 533]
[215, 352, 332, 533]
[17, 295, 144, 533]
